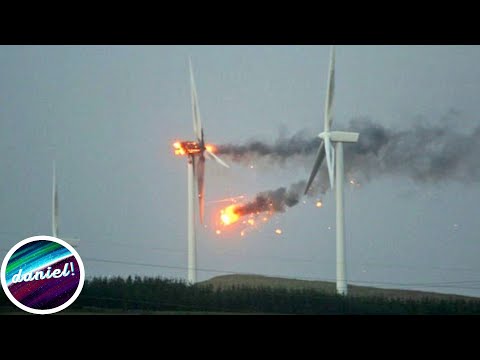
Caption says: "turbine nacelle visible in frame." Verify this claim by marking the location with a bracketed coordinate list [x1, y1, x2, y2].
[318, 131, 360, 189]
[173, 141, 204, 156]
[173, 141, 228, 166]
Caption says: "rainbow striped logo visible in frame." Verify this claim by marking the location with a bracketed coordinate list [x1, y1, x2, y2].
[1, 236, 85, 314]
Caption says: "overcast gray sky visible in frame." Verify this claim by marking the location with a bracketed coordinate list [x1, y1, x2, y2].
[1, 45, 480, 298]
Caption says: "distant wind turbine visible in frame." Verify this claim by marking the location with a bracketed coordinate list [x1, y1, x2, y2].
[304, 46, 360, 296]
[52, 161, 80, 248]
[172, 59, 230, 284]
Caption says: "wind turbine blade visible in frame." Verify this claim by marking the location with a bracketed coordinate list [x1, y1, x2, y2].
[304, 140, 325, 195]
[324, 46, 335, 132]
[189, 58, 204, 144]
[325, 136, 335, 189]
[196, 154, 206, 224]
[206, 150, 230, 168]
[52, 161, 58, 238]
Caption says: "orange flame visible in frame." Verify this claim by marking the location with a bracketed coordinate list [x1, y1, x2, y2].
[215, 197, 277, 238]
[220, 205, 240, 226]
[173, 141, 219, 156]
[205, 144, 215, 153]
[173, 142, 186, 156]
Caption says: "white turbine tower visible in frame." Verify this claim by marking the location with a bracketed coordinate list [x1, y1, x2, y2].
[52, 161, 80, 248]
[304, 46, 359, 296]
[173, 59, 229, 285]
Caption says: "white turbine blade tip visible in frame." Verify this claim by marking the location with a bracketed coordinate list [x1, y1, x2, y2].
[189, 59, 204, 142]
[324, 46, 336, 132]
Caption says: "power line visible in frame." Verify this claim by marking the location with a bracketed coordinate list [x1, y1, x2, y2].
[3, 232, 480, 275]
[83, 256, 480, 293]
[3, 235, 479, 294]
[362, 262, 480, 274]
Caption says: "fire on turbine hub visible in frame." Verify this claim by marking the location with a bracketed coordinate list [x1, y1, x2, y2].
[173, 141, 216, 156]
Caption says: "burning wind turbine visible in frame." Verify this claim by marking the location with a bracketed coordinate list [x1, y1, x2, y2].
[172, 59, 230, 284]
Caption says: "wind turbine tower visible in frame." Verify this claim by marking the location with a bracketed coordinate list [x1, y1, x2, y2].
[304, 46, 360, 296]
[52, 161, 80, 248]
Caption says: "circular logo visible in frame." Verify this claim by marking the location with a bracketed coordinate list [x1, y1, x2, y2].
[1, 236, 85, 314]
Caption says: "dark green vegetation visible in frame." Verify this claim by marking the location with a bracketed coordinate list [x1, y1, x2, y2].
[1, 274, 479, 314]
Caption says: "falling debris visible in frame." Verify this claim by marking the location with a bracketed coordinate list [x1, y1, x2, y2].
[316, 200, 323, 208]
[275, 229, 283, 235]
[239, 181, 305, 216]
[220, 205, 240, 226]
[216, 180, 314, 238]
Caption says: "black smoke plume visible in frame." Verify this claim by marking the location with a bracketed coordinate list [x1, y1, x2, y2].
[218, 117, 480, 185]
[234, 181, 307, 217]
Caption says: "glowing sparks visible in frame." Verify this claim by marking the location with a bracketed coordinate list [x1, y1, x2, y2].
[349, 178, 361, 188]
[220, 205, 240, 226]
[316, 200, 323, 208]
[215, 230, 221, 235]
[216, 196, 277, 238]
[275, 229, 283, 235]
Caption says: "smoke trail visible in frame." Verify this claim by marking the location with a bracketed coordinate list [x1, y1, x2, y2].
[345, 118, 480, 184]
[234, 181, 307, 217]
[217, 117, 480, 185]
[217, 129, 320, 166]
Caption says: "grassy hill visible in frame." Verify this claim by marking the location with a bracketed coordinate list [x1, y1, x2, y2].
[200, 274, 479, 302]
[2, 274, 479, 315]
